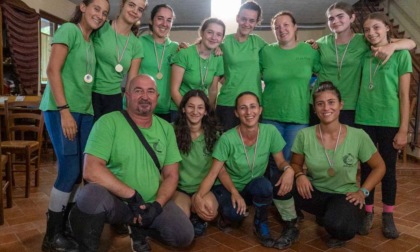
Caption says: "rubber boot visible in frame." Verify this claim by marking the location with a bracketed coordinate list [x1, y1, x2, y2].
[253, 204, 275, 248]
[382, 212, 399, 239]
[358, 211, 374, 235]
[69, 205, 106, 252]
[42, 210, 79, 252]
[274, 218, 299, 249]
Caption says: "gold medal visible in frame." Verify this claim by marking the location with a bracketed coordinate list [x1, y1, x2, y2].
[156, 72, 163, 80]
[327, 167, 335, 177]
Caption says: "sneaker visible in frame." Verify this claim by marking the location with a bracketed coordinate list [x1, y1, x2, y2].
[253, 221, 275, 248]
[382, 212, 399, 239]
[190, 214, 208, 237]
[128, 225, 151, 252]
[326, 238, 346, 248]
[358, 212, 373, 235]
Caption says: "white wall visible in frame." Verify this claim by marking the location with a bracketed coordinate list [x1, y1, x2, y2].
[22, 0, 75, 21]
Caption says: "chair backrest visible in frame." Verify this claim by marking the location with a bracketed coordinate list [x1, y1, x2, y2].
[4, 100, 44, 143]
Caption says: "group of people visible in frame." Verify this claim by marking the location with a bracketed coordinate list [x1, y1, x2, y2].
[39, 0, 415, 251]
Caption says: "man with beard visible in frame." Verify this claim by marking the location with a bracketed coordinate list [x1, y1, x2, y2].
[68, 75, 194, 251]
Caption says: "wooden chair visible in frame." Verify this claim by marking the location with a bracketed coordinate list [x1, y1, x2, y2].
[1, 100, 44, 198]
[0, 133, 13, 225]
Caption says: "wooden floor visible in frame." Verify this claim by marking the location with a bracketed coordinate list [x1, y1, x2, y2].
[1, 152, 420, 251]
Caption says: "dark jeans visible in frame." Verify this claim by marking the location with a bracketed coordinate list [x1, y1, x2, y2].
[170, 110, 179, 123]
[92, 92, 122, 122]
[75, 183, 194, 247]
[216, 105, 240, 132]
[294, 187, 363, 241]
[267, 164, 293, 201]
[309, 107, 355, 127]
[155, 113, 171, 123]
[212, 177, 272, 223]
[358, 125, 398, 206]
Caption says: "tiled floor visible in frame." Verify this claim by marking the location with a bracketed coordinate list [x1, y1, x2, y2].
[1, 153, 420, 251]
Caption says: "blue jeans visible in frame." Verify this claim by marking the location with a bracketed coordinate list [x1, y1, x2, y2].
[43, 111, 93, 192]
[212, 177, 272, 223]
[262, 120, 307, 162]
[76, 183, 194, 247]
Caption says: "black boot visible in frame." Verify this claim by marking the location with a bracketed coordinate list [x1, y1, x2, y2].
[382, 212, 399, 239]
[253, 204, 275, 248]
[274, 218, 299, 249]
[63, 202, 75, 236]
[69, 205, 106, 252]
[42, 210, 79, 252]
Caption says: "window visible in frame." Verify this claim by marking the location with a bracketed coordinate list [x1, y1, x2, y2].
[39, 11, 64, 85]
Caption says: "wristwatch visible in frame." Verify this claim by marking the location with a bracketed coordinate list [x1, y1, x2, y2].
[359, 187, 370, 198]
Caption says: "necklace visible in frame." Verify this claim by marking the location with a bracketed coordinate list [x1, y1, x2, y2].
[78, 23, 94, 83]
[113, 21, 131, 73]
[334, 34, 354, 80]
[238, 126, 259, 178]
[196, 45, 211, 91]
[369, 57, 381, 90]
[319, 124, 342, 177]
[153, 39, 166, 80]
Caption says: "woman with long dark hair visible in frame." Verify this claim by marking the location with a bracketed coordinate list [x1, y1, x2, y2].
[173, 89, 221, 237]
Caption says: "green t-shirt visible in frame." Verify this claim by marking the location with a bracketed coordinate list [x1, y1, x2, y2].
[84, 112, 182, 202]
[218, 34, 267, 107]
[260, 42, 320, 124]
[139, 34, 179, 114]
[92, 22, 143, 95]
[40, 23, 96, 114]
[292, 125, 376, 194]
[356, 50, 412, 127]
[178, 134, 213, 194]
[212, 123, 285, 191]
[170, 45, 224, 111]
[314, 33, 369, 110]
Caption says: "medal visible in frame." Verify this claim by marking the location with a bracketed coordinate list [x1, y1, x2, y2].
[327, 167, 335, 177]
[319, 124, 342, 179]
[84, 74, 93, 83]
[154, 40, 166, 81]
[113, 21, 130, 74]
[115, 64, 123, 73]
[369, 58, 381, 91]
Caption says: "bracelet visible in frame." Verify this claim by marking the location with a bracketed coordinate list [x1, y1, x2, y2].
[295, 173, 305, 179]
[294, 171, 304, 178]
[283, 165, 291, 172]
[57, 104, 70, 110]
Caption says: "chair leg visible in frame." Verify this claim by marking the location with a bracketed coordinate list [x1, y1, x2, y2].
[0, 155, 5, 225]
[35, 149, 41, 187]
[6, 153, 13, 208]
[25, 149, 31, 198]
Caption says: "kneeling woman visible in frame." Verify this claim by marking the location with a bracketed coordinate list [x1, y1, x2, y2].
[193, 92, 295, 248]
[173, 90, 221, 237]
[291, 82, 385, 248]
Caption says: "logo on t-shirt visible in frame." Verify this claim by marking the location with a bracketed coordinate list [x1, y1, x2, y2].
[343, 153, 356, 167]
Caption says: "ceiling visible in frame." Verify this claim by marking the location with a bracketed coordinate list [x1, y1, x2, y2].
[68, 0, 358, 29]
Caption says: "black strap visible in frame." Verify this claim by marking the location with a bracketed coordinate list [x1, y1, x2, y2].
[120, 110, 160, 171]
